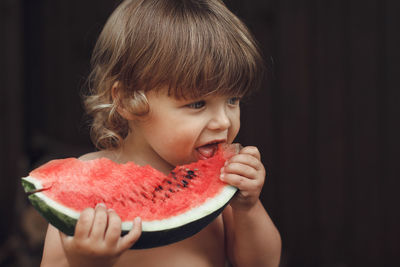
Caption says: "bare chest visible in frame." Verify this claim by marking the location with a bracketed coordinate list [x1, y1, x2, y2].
[114, 217, 226, 267]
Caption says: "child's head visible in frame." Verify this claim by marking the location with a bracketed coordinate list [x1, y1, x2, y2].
[84, 0, 264, 150]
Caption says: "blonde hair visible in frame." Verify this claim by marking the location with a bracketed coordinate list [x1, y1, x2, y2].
[84, 0, 264, 150]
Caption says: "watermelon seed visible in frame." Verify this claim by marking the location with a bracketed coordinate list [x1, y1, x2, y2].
[182, 180, 188, 186]
[158, 185, 163, 190]
[166, 180, 172, 184]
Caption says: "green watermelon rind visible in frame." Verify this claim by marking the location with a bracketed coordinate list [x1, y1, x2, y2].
[21, 176, 42, 193]
[22, 175, 238, 249]
[25, 177, 237, 232]
[21, 144, 240, 249]
[131, 197, 232, 249]
[22, 176, 79, 235]
[27, 188, 236, 249]
[120, 184, 237, 232]
[28, 193, 77, 236]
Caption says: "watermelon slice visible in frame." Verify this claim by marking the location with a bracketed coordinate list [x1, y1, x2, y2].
[21, 144, 239, 249]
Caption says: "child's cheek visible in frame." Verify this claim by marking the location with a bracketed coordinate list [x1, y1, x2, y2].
[228, 116, 240, 143]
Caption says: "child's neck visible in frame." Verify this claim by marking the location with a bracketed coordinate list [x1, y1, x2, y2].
[116, 132, 175, 175]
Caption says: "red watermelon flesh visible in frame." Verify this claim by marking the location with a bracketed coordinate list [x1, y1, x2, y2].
[22, 144, 239, 248]
[29, 151, 230, 221]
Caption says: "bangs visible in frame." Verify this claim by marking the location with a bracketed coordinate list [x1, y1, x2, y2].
[117, 0, 264, 99]
[85, 0, 265, 150]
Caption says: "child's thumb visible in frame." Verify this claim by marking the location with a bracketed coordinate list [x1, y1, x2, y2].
[118, 217, 142, 251]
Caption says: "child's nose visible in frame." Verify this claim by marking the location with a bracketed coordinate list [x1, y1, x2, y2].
[208, 108, 231, 130]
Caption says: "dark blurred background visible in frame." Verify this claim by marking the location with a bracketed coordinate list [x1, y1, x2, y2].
[1, 0, 399, 266]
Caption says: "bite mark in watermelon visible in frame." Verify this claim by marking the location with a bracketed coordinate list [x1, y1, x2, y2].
[21, 144, 239, 249]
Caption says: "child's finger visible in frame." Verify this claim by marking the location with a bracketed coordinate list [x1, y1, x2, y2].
[239, 146, 261, 160]
[90, 203, 108, 240]
[223, 162, 258, 180]
[222, 172, 262, 190]
[105, 209, 122, 245]
[118, 217, 142, 251]
[228, 153, 264, 172]
[221, 173, 250, 188]
[74, 207, 95, 239]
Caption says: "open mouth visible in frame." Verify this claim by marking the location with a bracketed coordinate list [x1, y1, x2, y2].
[196, 141, 225, 160]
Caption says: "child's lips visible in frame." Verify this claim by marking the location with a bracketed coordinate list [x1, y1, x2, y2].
[196, 143, 219, 160]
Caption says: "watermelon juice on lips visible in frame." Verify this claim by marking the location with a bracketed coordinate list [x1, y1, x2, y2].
[21, 144, 239, 249]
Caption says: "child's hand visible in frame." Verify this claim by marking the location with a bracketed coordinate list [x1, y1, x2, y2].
[221, 146, 266, 210]
[59, 203, 141, 267]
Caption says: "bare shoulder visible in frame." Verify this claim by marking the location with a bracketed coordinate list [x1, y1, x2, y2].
[79, 150, 113, 161]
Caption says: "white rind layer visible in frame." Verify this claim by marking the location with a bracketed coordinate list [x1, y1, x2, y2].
[22, 176, 44, 190]
[25, 176, 237, 232]
[123, 185, 236, 231]
[33, 191, 81, 220]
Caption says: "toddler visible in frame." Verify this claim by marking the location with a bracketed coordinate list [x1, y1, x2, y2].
[40, 0, 281, 266]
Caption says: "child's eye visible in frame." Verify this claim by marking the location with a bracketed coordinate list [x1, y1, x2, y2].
[227, 97, 241, 105]
[187, 100, 206, 109]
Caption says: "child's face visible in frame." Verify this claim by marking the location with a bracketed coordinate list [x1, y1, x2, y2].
[130, 88, 241, 170]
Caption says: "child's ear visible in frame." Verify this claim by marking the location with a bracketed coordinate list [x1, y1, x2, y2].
[111, 81, 136, 121]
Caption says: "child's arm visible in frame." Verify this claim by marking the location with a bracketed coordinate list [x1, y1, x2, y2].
[221, 146, 281, 267]
[41, 204, 142, 267]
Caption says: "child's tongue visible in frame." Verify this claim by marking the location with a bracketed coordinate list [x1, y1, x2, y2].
[197, 144, 218, 159]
